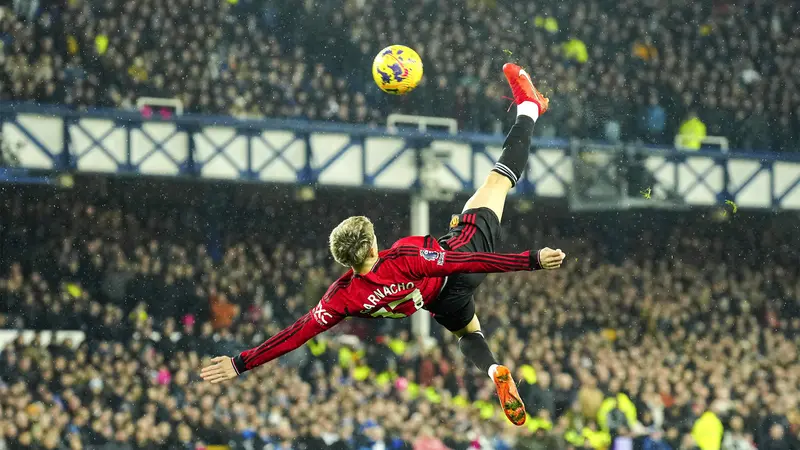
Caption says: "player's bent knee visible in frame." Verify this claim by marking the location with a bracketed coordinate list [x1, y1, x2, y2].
[452, 314, 481, 338]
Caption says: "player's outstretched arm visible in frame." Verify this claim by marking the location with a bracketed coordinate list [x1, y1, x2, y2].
[200, 304, 343, 384]
[400, 245, 565, 279]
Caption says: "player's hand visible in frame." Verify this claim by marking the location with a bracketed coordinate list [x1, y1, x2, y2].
[538, 247, 566, 269]
[200, 356, 238, 384]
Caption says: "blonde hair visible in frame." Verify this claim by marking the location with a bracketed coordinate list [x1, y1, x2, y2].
[329, 216, 376, 268]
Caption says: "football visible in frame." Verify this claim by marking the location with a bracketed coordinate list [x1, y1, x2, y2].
[372, 45, 423, 95]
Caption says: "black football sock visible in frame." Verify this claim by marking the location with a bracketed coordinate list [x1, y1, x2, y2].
[491, 115, 536, 187]
[458, 330, 499, 374]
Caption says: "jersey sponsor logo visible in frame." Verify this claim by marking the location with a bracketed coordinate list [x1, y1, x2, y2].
[449, 215, 459, 229]
[419, 249, 445, 266]
[312, 303, 333, 325]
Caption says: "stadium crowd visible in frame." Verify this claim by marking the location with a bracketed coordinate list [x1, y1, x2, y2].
[1, 0, 799, 151]
[1, 182, 800, 450]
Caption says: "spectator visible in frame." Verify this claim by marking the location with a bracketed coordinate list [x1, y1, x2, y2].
[761, 424, 792, 450]
[642, 95, 668, 144]
[563, 37, 589, 65]
[676, 110, 707, 150]
[633, 37, 659, 63]
[209, 290, 239, 330]
[738, 101, 772, 151]
[721, 416, 756, 450]
[520, 370, 556, 418]
[690, 409, 724, 450]
[413, 427, 449, 450]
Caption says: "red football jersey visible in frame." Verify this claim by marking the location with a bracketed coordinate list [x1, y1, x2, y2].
[232, 235, 537, 374]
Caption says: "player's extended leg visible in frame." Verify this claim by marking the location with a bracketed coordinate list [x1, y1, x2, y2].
[452, 315, 526, 425]
[451, 63, 549, 426]
[459, 63, 550, 223]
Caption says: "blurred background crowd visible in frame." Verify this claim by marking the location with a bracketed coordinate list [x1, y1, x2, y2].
[1, 0, 799, 151]
[1, 180, 799, 450]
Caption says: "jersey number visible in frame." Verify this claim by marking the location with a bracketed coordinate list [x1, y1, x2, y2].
[370, 289, 424, 319]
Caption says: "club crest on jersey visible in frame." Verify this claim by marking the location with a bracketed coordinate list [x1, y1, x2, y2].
[449, 215, 459, 229]
[420, 249, 444, 266]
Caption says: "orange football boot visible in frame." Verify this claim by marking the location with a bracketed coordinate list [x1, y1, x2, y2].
[492, 365, 527, 426]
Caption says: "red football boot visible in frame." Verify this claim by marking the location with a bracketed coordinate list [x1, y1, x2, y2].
[503, 63, 549, 115]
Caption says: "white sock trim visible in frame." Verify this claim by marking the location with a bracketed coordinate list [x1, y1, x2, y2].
[488, 364, 499, 379]
[458, 330, 484, 342]
[493, 162, 518, 185]
[517, 101, 540, 121]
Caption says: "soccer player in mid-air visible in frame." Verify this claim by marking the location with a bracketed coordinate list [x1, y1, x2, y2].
[201, 63, 565, 426]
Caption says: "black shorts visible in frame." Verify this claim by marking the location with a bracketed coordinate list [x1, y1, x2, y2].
[425, 207, 501, 332]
